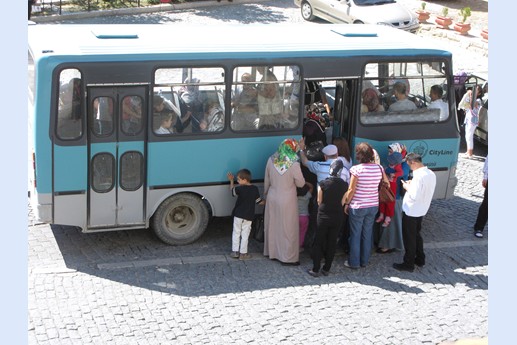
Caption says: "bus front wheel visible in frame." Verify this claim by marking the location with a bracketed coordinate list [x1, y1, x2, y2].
[152, 193, 209, 245]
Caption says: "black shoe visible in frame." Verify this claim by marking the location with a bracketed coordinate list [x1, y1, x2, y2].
[321, 269, 330, 276]
[307, 269, 320, 277]
[392, 263, 414, 272]
[415, 261, 425, 268]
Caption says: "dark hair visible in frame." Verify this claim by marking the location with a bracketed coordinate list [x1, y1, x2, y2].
[430, 85, 443, 98]
[393, 81, 407, 95]
[333, 137, 351, 162]
[405, 152, 422, 164]
[237, 169, 252, 182]
[160, 113, 172, 123]
[355, 142, 374, 164]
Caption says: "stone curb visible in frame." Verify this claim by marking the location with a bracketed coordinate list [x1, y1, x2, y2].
[30, 0, 266, 22]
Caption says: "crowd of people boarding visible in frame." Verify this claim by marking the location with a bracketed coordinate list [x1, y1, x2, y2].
[226, 104, 437, 276]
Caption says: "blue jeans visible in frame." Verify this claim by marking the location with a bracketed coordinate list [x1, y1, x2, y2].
[348, 206, 378, 267]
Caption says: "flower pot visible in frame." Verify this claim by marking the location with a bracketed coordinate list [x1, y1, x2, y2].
[454, 22, 471, 36]
[481, 28, 488, 41]
[435, 16, 452, 29]
[416, 10, 430, 23]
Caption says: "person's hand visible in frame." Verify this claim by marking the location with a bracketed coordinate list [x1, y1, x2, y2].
[298, 137, 306, 151]
[227, 172, 234, 181]
[482, 179, 487, 188]
[344, 204, 349, 215]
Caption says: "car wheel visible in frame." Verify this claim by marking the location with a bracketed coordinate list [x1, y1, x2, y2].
[301, 1, 315, 21]
[152, 193, 209, 245]
[353, 20, 365, 25]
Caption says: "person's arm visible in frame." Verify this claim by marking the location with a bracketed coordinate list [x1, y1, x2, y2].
[317, 184, 323, 206]
[297, 137, 310, 167]
[343, 174, 358, 214]
[394, 164, 403, 178]
[227, 172, 235, 194]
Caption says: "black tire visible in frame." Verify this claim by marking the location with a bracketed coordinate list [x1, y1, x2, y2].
[301, 1, 315, 21]
[152, 193, 209, 245]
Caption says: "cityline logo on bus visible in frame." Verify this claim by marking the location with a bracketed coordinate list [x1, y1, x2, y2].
[408, 140, 455, 168]
[408, 140, 455, 158]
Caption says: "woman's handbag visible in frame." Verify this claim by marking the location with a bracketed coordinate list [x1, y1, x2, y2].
[378, 165, 395, 203]
[251, 214, 264, 243]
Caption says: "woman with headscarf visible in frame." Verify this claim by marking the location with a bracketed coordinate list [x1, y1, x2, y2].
[361, 88, 384, 113]
[263, 139, 306, 265]
[376, 143, 409, 254]
[308, 159, 348, 277]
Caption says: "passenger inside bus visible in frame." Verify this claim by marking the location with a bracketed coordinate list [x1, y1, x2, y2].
[231, 72, 258, 130]
[256, 66, 282, 129]
[361, 88, 384, 113]
[179, 77, 204, 133]
[153, 94, 190, 134]
[388, 82, 417, 111]
[201, 100, 224, 132]
[155, 113, 174, 135]
[428, 85, 449, 121]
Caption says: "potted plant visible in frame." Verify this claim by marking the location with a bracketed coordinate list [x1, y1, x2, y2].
[454, 7, 472, 35]
[416, 2, 430, 23]
[435, 7, 452, 29]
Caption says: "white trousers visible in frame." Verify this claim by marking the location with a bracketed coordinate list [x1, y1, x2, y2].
[232, 217, 252, 254]
[465, 122, 477, 150]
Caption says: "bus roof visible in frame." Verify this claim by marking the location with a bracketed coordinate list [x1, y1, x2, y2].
[28, 23, 451, 61]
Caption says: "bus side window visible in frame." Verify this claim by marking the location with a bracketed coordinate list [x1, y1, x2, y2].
[56, 69, 83, 140]
[121, 95, 143, 135]
[92, 96, 114, 136]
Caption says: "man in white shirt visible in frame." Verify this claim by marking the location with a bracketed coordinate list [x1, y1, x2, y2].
[393, 153, 436, 272]
[428, 85, 449, 121]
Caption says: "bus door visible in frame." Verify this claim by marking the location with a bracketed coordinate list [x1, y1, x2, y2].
[332, 79, 358, 144]
[87, 86, 147, 228]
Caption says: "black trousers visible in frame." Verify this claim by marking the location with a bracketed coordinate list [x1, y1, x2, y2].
[402, 212, 425, 268]
[474, 183, 488, 231]
[311, 216, 342, 272]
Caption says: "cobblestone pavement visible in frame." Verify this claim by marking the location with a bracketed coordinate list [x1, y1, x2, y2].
[29, 2, 489, 344]
[28, 145, 488, 344]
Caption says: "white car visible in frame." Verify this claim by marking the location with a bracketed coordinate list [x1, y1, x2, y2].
[294, 0, 420, 33]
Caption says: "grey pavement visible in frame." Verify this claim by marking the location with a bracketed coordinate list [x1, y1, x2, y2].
[28, 2, 489, 344]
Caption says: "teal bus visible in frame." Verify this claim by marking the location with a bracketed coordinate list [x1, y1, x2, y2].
[28, 23, 459, 245]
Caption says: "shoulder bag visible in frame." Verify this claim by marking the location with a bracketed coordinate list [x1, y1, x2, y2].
[378, 165, 395, 203]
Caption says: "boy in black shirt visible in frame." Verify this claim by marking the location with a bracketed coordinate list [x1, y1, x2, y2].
[227, 169, 263, 260]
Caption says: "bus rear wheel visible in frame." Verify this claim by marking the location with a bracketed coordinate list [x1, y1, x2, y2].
[152, 193, 209, 245]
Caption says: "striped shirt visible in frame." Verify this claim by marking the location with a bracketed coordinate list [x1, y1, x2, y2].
[349, 163, 383, 209]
